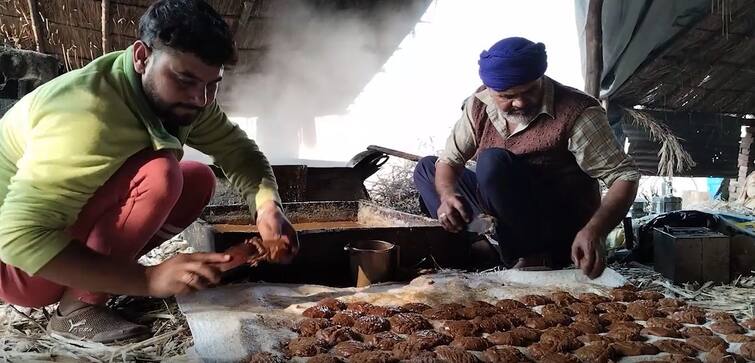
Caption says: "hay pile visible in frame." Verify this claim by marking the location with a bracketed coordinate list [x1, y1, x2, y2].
[137, 239, 195, 267]
[614, 262, 755, 319]
[0, 299, 192, 362]
[366, 159, 423, 215]
[685, 199, 755, 216]
[0, 237, 195, 362]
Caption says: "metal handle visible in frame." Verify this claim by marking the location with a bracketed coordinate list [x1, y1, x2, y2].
[367, 145, 422, 162]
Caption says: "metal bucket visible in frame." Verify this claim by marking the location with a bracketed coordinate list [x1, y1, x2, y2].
[344, 240, 399, 287]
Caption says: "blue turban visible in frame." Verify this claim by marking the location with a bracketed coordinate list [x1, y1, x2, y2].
[478, 37, 548, 91]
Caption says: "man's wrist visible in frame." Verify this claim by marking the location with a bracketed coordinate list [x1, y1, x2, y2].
[255, 200, 282, 222]
[438, 189, 458, 201]
[583, 220, 608, 239]
[141, 265, 156, 297]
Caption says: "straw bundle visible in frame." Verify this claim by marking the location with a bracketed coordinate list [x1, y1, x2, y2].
[621, 107, 696, 177]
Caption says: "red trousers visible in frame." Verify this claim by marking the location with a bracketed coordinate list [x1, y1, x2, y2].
[0, 150, 215, 307]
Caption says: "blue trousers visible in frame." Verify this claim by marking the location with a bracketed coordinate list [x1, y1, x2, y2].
[413, 148, 572, 266]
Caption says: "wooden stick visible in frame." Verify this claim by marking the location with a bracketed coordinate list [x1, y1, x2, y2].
[584, 0, 604, 98]
[736, 126, 752, 201]
[8, 305, 46, 332]
[26, 0, 45, 53]
[61, 43, 69, 71]
[101, 0, 111, 55]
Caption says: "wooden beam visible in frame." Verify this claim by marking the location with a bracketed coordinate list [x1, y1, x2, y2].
[234, 1, 255, 43]
[102, 0, 111, 55]
[584, 0, 604, 98]
[26, 0, 45, 53]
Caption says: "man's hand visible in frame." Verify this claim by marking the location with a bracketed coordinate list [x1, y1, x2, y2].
[437, 193, 469, 233]
[570, 226, 606, 279]
[144, 252, 230, 298]
[571, 180, 637, 279]
[255, 201, 299, 264]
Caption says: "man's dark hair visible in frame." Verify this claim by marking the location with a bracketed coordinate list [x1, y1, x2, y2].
[139, 0, 236, 66]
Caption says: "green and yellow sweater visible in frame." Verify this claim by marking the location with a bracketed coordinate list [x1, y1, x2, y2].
[0, 46, 279, 274]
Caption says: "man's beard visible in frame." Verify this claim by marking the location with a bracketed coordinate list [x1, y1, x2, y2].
[501, 107, 538, 125]
[143, 78, 201, 127]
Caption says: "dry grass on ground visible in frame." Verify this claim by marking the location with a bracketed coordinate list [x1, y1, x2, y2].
[0, 238, 195, 362]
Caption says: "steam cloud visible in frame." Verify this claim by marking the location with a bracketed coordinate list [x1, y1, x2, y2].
[223, 0, 428, 163]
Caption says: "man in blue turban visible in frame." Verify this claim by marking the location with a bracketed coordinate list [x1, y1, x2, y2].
[413, 37, 640, 279]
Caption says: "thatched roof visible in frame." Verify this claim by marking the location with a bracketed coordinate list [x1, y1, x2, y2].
[1, 0, 423, 68]
[610, 0, 755, 115]
[1, 0, 430, 114]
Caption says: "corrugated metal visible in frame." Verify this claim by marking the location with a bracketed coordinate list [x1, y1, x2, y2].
[622, 110, 750, 178]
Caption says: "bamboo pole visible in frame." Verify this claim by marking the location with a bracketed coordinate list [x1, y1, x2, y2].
[101, 0, 111, 55]
[26, 0, 45, 53]
[584, 0, 604, 98]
